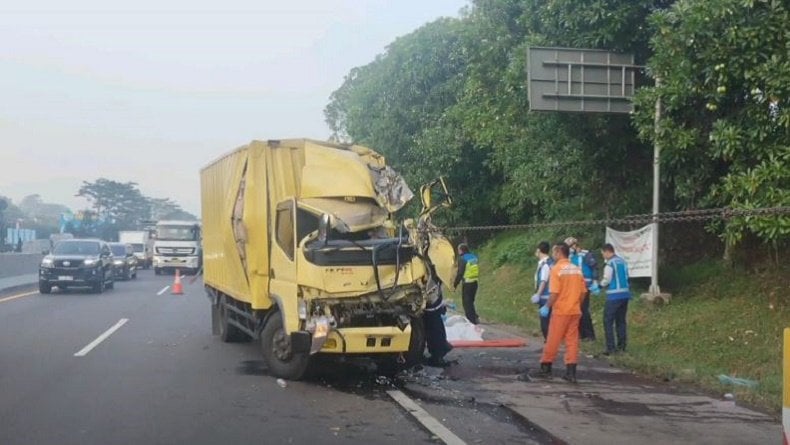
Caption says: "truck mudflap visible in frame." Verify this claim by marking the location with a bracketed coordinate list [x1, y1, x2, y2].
[290, 331, 312, 354]
[319, 325, 412, 354]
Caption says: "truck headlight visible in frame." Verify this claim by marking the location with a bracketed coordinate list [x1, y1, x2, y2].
[310, 316, 331, 354]
[84, 258, 98, 266]
[114, 260, 124, 266]
[297, 299, 308, 320]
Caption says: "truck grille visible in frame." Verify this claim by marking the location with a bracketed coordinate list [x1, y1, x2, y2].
[54, 260, 84, 268]
[156, 247, 195, 256]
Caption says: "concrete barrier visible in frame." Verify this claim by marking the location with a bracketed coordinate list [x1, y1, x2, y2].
[0, 253, 43, 279]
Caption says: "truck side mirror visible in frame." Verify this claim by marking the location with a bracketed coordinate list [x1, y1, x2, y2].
[318, 214, 331, 246]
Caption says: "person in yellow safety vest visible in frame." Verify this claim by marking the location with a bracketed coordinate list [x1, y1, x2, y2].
[453, 243, 480, 325]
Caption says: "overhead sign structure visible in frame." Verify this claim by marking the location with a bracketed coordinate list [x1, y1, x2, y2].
[527, 46, 641, 113]
[528, 46, 666, 297]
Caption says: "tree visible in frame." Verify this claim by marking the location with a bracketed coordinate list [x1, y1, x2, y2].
[0, 196, 26, 251]
[77, 179, 151, 230]
[150, 197, 197, 221]
[633, 0, 790, 246]
[326, 0, 667, 226]
[18, 194, 70, 230]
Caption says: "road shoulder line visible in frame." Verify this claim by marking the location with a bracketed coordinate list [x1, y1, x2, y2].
[0, 290, 39, 304]
[386, 389, 466, 445]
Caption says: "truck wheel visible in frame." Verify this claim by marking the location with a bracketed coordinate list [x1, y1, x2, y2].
[260, 311, 310, 380]
[218, 296, 246, 343]
[39, 281, 52, 294]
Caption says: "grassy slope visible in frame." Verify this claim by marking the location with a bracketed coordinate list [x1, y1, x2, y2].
[448, 230, 789, 413]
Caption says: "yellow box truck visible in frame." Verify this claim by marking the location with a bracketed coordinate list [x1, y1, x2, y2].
[200, 139, 455, 379]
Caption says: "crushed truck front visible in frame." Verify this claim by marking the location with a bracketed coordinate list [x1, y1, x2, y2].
[201, 139, 455, 378]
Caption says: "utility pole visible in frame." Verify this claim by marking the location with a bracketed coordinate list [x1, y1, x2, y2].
[650, 78, 661, 295]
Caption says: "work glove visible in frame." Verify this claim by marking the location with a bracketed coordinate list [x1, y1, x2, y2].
[530, 294, 540, 304]
[539, 305, 550, 318]
[589, 281, 601, 296]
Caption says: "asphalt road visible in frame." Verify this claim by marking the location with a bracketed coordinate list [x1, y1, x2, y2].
[0, 271, 543, 445]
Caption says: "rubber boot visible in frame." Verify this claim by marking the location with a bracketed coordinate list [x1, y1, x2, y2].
[562, 364, 578, 383]
[532, 362, 553, 379]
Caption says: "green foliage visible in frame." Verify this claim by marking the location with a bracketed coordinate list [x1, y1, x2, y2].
[634, 0, 790, 245]
[78, 179, 152, 229]
[77, 179, 196, 233]
[327, 0, 788, 248]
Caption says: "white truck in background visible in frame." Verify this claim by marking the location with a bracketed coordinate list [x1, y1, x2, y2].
[153, 220, 202, 275]
[119, 231, 154, 269]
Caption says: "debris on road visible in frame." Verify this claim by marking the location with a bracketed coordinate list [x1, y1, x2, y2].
[717, 374, 758, 388]
[277, 378, 287, 388]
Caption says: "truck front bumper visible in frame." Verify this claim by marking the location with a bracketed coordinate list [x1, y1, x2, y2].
[319, 325, 412, 354]
[154, 256, 199, 269]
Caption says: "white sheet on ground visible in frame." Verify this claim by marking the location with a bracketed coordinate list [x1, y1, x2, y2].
[443, 315, 484, 342]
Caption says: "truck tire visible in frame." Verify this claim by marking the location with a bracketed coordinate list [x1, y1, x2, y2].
[218, 296, 246, 343]
[39, 281, 52, 294]
[260, 311, 310, 380]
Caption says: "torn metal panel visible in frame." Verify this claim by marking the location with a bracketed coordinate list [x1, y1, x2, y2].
[350, 145, 415, 214]
[300, 198, 388, 233]
[368, 165, 415, 214]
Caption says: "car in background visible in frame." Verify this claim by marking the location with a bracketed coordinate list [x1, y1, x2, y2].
[109, 242, 138, 281]
[39, 239, 115, 294]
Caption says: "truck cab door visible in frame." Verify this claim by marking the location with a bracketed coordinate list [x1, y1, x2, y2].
[269, 198, 300, 333]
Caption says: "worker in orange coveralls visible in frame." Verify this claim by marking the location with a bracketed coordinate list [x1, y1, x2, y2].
[531, 241, 587, 383]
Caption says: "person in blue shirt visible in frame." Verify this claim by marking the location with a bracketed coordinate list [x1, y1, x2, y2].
[530, 241, 553, 341]
[599, 243, 632, 355]
[453, 243, 480, 324]
[565, 237, 598, 341]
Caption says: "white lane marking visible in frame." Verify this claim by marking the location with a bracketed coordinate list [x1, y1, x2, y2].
[387, 389, 466, 445]
[156, 285, 170, 295]
[0, 290, 38, 304]
[74, 318, 129, 357]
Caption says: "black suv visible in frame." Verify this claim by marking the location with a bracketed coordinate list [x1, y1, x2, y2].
[109, 242, 138, 280]
[39, 239, 115, 294]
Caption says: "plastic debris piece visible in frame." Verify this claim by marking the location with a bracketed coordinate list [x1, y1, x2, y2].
[375, 375, 392, 386]
[717, 374, 758, 388]
[276, 378, 287, 388]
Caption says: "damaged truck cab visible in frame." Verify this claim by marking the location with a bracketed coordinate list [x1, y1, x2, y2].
[200, 139, 455, 379]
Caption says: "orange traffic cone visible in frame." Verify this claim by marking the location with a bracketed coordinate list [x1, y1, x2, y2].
[171, 269, 184, 295]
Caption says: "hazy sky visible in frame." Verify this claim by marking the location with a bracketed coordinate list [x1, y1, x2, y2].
[0, 0, 467, 214]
